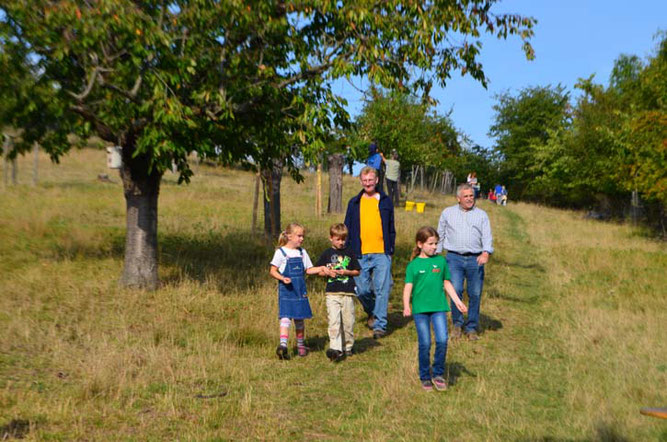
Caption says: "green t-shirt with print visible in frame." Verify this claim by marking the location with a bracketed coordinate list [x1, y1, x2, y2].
[404, 255, 451, 314]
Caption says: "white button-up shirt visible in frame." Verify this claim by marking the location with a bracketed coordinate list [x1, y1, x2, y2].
[435, 205, 494, 255]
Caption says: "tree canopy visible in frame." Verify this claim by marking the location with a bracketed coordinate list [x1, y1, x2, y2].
[0, 0, 536, 287]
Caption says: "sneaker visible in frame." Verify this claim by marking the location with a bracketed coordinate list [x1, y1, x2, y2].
[467, 331, 480, 341]
[451, 326, 463, 340]
[344, 349, 354, 357]
[421, 379, 434, 391]
[432, 376, 448, 391]
[297, 346, 309, 357]
[276, 345, 290, 360]
[366, 316, 375, 329]
[326, 348, 343, 362]
[373, 329, 386, 340]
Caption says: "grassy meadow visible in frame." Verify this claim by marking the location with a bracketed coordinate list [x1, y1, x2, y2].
[1, 148, 666, 440]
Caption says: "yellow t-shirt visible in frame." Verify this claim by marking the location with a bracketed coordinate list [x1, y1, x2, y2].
[360, 195, 385, 254]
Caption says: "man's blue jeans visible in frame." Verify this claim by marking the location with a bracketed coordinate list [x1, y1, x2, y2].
[354, 253, 393, 332]
[446, 252, 485, 333]
[413, 311, 448, 380]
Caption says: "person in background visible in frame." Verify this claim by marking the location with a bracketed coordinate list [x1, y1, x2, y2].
[384, 149, 401, 207]
[488, 188, 497, 204]
[436, 184, 493, 341]
[344, 166, 395, 340]
[467, 172, 480, 199]
[494, 183, 503, 205]
[499, 186, 508, 206]
[366, 142, 386, 194]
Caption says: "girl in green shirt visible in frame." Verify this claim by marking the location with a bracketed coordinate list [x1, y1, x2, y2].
[403, 226, 467, 391]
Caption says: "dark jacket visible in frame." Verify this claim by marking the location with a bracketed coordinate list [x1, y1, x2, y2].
[344, 189, 396, 257]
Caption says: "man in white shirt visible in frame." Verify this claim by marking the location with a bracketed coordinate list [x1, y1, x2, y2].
[436, 184, 493, 340]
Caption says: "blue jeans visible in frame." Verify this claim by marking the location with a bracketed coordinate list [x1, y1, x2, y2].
[413, 311, 448, 380]
[446, 252, 485, 333]
[354, 254, 393, 331]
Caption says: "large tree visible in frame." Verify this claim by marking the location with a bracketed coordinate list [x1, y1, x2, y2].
[1, 1, 535, 289]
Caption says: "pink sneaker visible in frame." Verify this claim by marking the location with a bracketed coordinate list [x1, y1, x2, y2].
[297, 346, 309, 357]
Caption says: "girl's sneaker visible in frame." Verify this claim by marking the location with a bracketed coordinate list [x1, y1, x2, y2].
[297, 346, 309, 357]
[432, 376, 448, 391]
[276, 345, 290, 360]
[421, 379, 434, 391]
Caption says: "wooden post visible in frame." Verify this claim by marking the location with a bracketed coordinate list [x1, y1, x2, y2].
[316, 162, 322, 218]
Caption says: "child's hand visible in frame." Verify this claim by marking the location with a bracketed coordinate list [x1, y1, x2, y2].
[403, 306, 411, 317]
[455, 300, 467, 313]
[283, 277, 292, 284]
[323, 267, 337, 278]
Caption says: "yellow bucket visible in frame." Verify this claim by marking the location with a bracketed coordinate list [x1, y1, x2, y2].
[416, 202, 426, 213]
[405, 200, 415, 211]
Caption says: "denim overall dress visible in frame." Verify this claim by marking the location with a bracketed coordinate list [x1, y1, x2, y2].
[278, 248, 313, 319]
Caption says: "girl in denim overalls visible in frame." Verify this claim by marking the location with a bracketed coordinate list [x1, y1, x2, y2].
[269, 223, 333, 360]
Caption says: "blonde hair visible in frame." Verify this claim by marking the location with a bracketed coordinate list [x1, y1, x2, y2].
[410, 226, 439, 260]
[329, 223, 348, 239]
[278, 223, 305, 247]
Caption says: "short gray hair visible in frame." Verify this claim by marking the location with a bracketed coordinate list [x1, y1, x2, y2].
[359, 166, 378, 178]
[456, 183, 474, 197]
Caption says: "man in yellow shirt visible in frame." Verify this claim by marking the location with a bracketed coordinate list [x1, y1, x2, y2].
[344, 166, 396, 339]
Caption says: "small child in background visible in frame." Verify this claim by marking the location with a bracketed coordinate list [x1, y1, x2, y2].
[315, 223, 361, 362]
[403, 226, 467, 391]
[270, 223, 334, 360]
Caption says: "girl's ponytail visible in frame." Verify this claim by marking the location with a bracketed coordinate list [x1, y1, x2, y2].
[410, 226, 439, 260]
[410, 245, 422, 261]
[277, 222, 305, 247]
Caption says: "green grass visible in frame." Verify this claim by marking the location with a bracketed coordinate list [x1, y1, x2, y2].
[1, 149, 666, 440]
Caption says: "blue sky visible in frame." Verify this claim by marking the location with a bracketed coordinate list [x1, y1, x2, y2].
[333, 0, 666, 149]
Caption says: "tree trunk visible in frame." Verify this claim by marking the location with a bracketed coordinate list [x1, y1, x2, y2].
[119, 139, 162, 290]
[252, 171, 260, 234]
[327, 153, 344, 213]
[262, 159, 283, 239]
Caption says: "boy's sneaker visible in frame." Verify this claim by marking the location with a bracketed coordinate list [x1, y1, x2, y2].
[432, 376, 448, 391]
[276, 345, 290, 360]
[344, 349, 354, 357]
[326, 348, 343, 362]
[373, 329, 386, 340]
[297, 346, 309, 357]
[451, 327, 463, 340]
[421, 379, 434, 391]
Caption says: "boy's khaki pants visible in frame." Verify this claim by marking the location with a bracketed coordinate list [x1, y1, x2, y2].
[326, 293, 355, 352]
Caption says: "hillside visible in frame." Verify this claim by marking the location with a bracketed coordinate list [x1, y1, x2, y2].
[1, 149, 665, 440]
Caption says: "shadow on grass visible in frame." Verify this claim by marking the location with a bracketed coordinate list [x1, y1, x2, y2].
[385, 311, 412, 337]
[492, 256, 546, 272]
[479, 313, 503, 334]
[0, 419, 32, 439]
[159, 229, 292, 292]
[486, 286, 540, 305]
[352, 337, 381, 354]
[446, 361, 476, 386]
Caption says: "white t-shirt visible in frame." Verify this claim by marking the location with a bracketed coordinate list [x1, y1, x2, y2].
[270, 247, 314, 273]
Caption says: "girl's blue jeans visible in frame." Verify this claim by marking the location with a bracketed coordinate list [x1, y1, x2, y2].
[413, 311, 448, 381]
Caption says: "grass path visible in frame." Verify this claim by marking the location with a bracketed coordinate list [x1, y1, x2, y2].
[1, 149, 665, 440]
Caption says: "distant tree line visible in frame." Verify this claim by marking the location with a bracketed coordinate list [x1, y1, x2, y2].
[489, 33, 666, 235]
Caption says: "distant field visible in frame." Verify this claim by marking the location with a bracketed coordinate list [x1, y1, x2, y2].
[1, 148, 665, 440]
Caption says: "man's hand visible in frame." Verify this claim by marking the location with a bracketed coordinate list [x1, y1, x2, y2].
[477, 251, 489, 266]
[403, 306, 412, 317]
